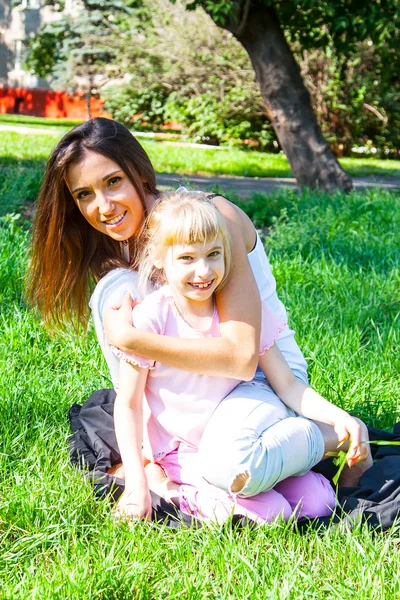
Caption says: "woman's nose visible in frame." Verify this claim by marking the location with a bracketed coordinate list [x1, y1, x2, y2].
[97, 192, 115, 215]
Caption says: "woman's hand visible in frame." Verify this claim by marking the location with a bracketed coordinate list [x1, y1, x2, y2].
[113, 486, 152, 522]
[333, 415, 370, 467]
[103, 293, 137, 349]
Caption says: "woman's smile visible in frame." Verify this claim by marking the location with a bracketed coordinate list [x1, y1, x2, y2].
[104, 210, 128, 227]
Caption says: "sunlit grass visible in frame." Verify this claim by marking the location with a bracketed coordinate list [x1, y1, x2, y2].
[1, 130, 399, 202]
[1, 162, 399, 595]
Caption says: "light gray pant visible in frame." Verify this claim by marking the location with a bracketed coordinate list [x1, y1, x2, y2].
[90, 268, 325, 498]
[197, 373, 325, 497]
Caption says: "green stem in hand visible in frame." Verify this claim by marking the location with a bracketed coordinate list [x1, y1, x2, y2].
[327, 439, 400, 487]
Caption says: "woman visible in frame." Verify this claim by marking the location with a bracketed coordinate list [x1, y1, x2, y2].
[28, 118, 370, 507]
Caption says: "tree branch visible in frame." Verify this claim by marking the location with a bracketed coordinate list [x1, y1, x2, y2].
[363, 103, 388, 124]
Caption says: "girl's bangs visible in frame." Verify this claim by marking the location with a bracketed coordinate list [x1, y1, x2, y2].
[161, 206, 221, 248]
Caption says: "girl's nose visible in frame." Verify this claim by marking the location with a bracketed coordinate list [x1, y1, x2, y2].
[196, 259, 211, 278]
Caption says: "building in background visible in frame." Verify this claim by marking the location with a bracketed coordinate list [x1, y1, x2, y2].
[0, 0, 57, 89]
[0, 0, 109, 119]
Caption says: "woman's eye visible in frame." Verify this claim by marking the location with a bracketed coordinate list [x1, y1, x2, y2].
[208, 251, 220, 257]
[76, 190, 92, 201]
[180, 256, 192, 261]
[108, 176, 121, 187]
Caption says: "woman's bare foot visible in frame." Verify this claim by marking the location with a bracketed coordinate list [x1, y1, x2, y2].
[107, 463, 125, 478]
[144, 462, 180, 501]
[338, 451, 373, 487]
[338, 417, 373, 487]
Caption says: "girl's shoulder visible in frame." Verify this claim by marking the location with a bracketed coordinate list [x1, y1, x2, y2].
[139, 284, 172, 308]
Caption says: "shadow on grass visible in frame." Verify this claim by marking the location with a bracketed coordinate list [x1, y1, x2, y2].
[0, 157, 45, 217]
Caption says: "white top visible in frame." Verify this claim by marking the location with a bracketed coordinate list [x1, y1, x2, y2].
[247, 232, 307, 374]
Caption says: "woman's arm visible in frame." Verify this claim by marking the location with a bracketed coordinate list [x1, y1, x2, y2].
[103, 197, 261, 380]
[259, 345, 368, 466]
[113, 360, 152, 520]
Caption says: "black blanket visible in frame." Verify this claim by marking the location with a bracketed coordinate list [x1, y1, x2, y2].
[68, 389, 400, 531]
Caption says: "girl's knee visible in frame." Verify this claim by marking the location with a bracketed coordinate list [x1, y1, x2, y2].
[275, 471, 336, 519]
[236, 489, 293, 524]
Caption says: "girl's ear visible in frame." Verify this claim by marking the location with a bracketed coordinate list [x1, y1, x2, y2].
[149, 245, 163, 270]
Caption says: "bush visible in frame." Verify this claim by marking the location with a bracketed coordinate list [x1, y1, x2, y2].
[164, 89, 275, 150]
[102, 84, 170, 131]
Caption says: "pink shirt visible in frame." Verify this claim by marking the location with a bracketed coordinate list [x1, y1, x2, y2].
[114, 285, 286, 461]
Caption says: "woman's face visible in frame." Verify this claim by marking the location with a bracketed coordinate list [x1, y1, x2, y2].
[66, 150, 147, 241]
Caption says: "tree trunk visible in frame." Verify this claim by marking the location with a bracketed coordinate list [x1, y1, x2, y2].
[210, 2, 353, 191]
[86, 74, 94, 120]
[86, 87, 92, 121]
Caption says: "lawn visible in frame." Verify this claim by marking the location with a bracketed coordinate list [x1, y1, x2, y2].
[0, 132, 399, 598]
[1, 128, 400, 188]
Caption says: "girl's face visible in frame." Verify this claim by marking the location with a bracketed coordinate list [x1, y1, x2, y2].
[66, 150, 147, 241]
[160, 238, 225, 304]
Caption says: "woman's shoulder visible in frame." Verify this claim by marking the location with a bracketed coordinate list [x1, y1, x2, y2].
[209, 194, 256, 253]
[89, 268, 140, 311]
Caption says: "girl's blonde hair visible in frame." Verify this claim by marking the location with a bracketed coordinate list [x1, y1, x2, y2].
[138, 190, 231, 297]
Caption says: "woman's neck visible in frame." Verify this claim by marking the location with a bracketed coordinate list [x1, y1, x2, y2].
[145, 192, 157, 213]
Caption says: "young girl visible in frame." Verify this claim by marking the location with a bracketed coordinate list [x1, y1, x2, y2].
[112, 190, 364, 524]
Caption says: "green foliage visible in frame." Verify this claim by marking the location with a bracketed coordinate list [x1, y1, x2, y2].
[300, 42, 400, 157]
[187, 1, 400, 54]
[164, 88, 274, 149]
[25, 0, 134, 103]
[100, 0, 400, 155]
[24, 30, 61, 79]
[102, 84, 169, 130]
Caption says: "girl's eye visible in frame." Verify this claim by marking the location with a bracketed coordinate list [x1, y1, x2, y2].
[208, 251, 220, 257]
[180, 256, 193, 261]
[108, 176, 121, 187]
[76, 190, 92, 201]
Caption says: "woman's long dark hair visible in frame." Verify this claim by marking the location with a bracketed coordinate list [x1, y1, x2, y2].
[26, 118, 158, 329]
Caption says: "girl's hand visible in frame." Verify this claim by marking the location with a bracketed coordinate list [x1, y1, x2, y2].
[334, 416, 369, 467]
[103, 293, 138, 349]
[113, 486, 152, 522]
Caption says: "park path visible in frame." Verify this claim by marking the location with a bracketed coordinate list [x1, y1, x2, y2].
[1, 124, 399, 195]
[156, 172, 400, 196]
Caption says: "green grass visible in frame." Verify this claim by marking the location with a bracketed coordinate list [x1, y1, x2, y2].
[1, 129, 400, 184]
[0, 114, 83, 128]
[0, 123, 399, 599]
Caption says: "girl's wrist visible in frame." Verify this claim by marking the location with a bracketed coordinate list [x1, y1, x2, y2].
[125, 482, 149, 494]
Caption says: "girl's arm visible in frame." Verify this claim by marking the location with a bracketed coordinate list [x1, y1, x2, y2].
[113, 359, 152, 520]
[259, 345, 368, 466]
[103, 197, 261, 381]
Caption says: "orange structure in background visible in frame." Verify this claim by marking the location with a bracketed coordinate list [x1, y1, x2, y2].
[0, 87, 112, 120]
